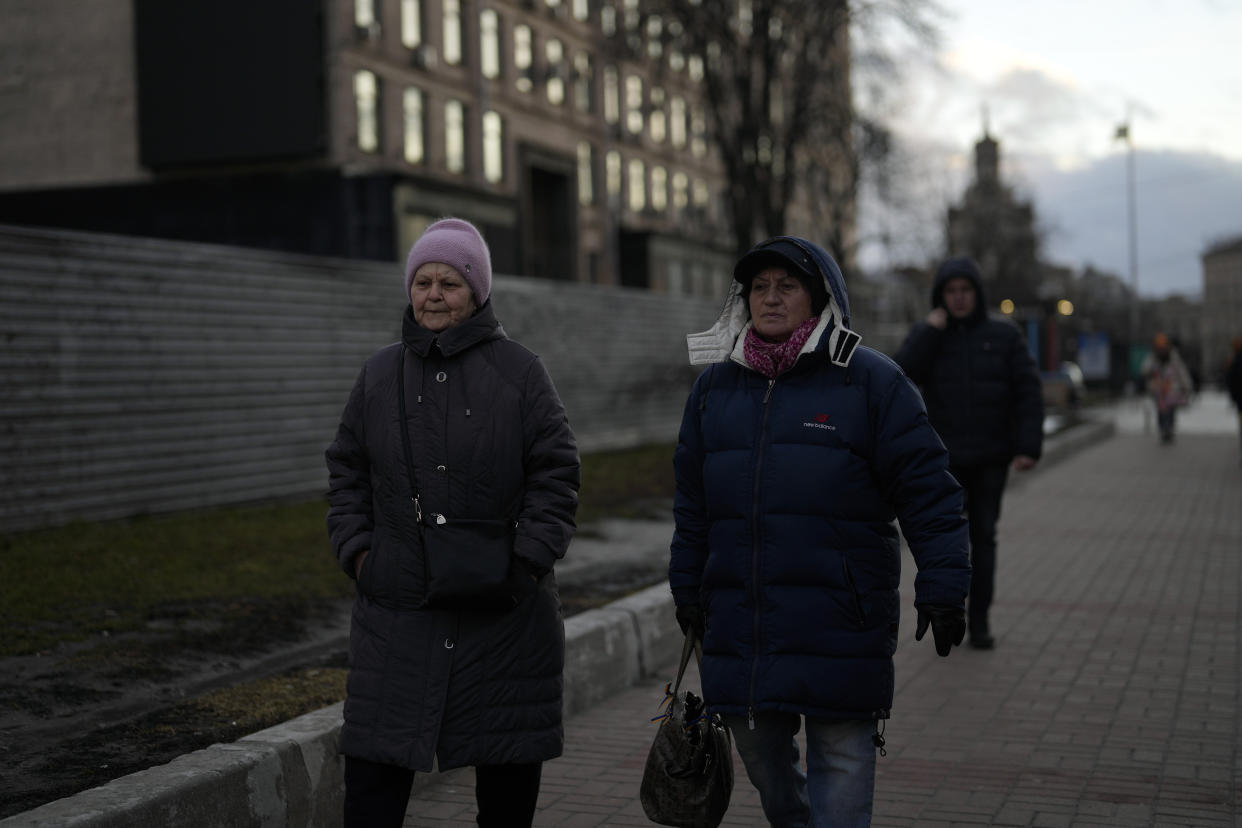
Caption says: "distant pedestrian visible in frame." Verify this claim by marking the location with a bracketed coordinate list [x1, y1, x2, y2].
[1140, 332, 1193, 444]
[325, 218, 580, 828]
[1226, 337, 1242, 461]
[894, 256, 1044, 650]
[670, 236, 971, 827]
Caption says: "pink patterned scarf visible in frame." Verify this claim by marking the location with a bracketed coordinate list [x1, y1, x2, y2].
[743, 317, 820, 378]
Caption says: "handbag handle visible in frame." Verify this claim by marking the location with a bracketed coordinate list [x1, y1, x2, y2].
[671, 631, 704, 698]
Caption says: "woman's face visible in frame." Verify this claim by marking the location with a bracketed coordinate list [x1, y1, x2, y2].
[748, 266, 814, 342]
[411, 262, 478, 332]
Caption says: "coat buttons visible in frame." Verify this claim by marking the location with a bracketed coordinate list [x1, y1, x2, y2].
[436, 465, 446, 472]
[436, 371, 447, 382]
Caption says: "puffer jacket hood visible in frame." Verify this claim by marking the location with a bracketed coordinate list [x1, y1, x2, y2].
[687, 236, 861, 369]
[932, 256, 987, 326]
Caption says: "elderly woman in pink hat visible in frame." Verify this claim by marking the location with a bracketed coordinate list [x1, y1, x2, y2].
[326, 218, 580, 827]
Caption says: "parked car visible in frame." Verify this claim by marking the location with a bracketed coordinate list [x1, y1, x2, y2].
[1041, 361, 1086, 410]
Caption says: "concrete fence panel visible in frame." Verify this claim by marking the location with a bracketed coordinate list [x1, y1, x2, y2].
[0, 225, 719, 533]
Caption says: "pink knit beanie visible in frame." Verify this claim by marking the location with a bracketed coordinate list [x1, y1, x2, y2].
[403, 218, 493, 304]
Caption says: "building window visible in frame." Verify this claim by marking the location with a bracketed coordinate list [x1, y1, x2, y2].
[480, 9, 500, 79]
[574, 52, 593, 113]
[688, 54, 704, 83]
[354, 70, 379, 153]
[600, 3, 616, 36]
[603, 65, 619, 123]
[577, 141, 594, 205]
[355, 0, 376, 28]
[483, 111, 503, 183]
[651, 165, 667, 211]
[573, 0, 590, 21]
[514, 25, 533, 93]
[646, 16, 662, 59]
[443, 0, 462, 65]
[738, 0, 753, 38]
[623, 0, 639, 30]
[625, 74, 643, 135]
[669, 49, 685, 72]
[606, 150, 621, 201]
[670, 96, 686, 148]
[445, 99, 465, 173]
[401, 0, 421, 47]
[672, 171, 688, 209]
[649, 87, 666, 143]
[403, 87, 424, 163]
[546, 39, 565, 105]
[628, 158, 645, 211]
[693, 178, 709, 207]
[691, 106, 707, 158]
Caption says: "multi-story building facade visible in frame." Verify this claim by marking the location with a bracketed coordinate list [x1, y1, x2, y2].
[1201, 234, 1242, 382]
[0, 0, 747, 292]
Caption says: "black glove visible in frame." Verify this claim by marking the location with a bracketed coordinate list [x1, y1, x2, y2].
[675, 604, 706, 643]
[914, 604, 966, 657]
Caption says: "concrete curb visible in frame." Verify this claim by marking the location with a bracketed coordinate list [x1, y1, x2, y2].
[1, 584, 680, 828]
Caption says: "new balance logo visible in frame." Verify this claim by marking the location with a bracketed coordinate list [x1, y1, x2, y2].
[803, 413, 836, 431]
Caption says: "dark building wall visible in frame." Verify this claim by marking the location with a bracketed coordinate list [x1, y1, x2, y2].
[0, 172, 399, 261]
[133, 0, 327, 168]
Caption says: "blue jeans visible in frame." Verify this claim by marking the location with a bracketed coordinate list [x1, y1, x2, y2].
[722, 712, 876, 828]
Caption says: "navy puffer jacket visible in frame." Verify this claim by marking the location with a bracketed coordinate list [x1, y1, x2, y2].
[893, 258, 1044, 466]
[670, 237, 969, 722]
[325, 301, 579, 771]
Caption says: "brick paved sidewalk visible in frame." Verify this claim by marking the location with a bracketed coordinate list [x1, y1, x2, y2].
[403, 432, 1241, 827]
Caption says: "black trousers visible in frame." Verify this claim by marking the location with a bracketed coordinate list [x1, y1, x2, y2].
[344, 755, 543, 828]
[950, 462, 1009, 635]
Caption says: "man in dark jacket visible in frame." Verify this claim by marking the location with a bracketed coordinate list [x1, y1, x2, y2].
[894, 256, 1043, 650]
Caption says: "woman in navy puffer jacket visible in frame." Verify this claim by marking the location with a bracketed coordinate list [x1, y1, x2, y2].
[669, 237, 970, 827]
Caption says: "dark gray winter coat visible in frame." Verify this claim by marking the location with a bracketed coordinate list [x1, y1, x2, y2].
[325, 301, 580, 771]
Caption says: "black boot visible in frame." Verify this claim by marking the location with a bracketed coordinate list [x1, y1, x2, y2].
[968, 619, 995, 650]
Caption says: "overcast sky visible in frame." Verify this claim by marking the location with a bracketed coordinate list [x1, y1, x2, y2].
[857, 0, 1242, 297]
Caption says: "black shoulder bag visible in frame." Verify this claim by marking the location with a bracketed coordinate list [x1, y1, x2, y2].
[397, 347, 520, 612]
[640, 632, 734, 828]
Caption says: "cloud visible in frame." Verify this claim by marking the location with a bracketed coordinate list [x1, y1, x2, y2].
[1016, 149, 1242, 297]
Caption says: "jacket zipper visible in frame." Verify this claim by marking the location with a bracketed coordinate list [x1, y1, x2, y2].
[747, 377, 776, 730]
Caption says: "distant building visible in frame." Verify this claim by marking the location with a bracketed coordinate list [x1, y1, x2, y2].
[1201, 234, 1242, 382]
[0, 0, 789, 293]
[945, 131, 1040, 308]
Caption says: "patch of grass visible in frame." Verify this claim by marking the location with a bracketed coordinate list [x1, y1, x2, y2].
[0, 499, 352, 656]
[576, 443, 676, 525]
[0, 444, 677, 658]
[190, 666, 349, 732]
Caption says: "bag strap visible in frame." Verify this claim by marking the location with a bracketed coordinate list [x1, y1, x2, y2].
[671, 631, 704, 697]
[396, 346, 519, 528]
[396, 347, 424, 524]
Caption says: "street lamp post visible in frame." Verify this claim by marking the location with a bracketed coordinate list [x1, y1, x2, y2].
[1114, 118, 1139, 370]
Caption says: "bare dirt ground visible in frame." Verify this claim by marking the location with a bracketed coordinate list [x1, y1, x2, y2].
[0, 565, 665, 820]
